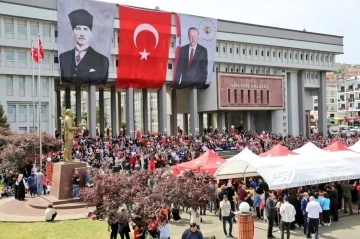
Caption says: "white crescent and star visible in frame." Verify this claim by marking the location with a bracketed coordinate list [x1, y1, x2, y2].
[133, 23, 159, 61]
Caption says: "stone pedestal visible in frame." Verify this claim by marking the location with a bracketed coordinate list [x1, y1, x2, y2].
[238, 214, 254, 239]
[50, 162, 88, 200]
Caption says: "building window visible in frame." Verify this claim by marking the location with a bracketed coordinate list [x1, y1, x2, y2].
[43, 54, 50, 63]
[316, 55, 319, 61]
[330, 56, 333, 62]
[241, 69, 244, 73]
[167, 63, 172, 69]
[284, 53, 287, 58]
[5, 19, 14, 34]
[19, 76, 25, 89]
[6, 50, 14, 61]
[18, 52, 27, 62]
[306, 73, 309, 79]
[273, 51, 275, 57]
[54, 56, 59, 63]
[242, 49, 246, 54]
[31, 25, 39, 36]
[311, 55, 313, 61]
[236, 48, 239, 54]
[7, 105, 15, 115]
[170, 42, 174, 48]
[278, 52, 281, 58]
[229, 48, 232, 54]
[216, 46, 219, 52]
[230, 68, 233, 72]
[261, 51, 264, 56]
[19, 105, 27, 115]
[43, 27, 51, 37]
[255, 50, 258, 56]
[19, 127, 27, 133]
[305, 54, 308, 60]
[320, 56, 323, 61]
[41, 106, 47, 115]
[223, 47, 226, 53]
[6, 76, 13, 89]
[325, 56, 328, 62]
[18, 24, 26, 35]
[225, 68, 228, 72]
[295, 53, 298, 59]
[267, 51, 270, 57]
[42, 78, 49, 89]
[315, 74, 318, 79]
[249, 49, 252, 55]
[236, 69, 239, 73]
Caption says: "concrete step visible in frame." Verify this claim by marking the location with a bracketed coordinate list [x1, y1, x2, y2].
[27, 196, 88, 210]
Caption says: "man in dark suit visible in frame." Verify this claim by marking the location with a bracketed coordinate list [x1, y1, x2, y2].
[60, 9, 109, 86]
[173, 27, 208, 89]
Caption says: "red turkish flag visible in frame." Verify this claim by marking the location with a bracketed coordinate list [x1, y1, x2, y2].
[117, 6, 171, 89]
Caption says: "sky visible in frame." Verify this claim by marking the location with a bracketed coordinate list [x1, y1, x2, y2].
[99, 0, 359, 64]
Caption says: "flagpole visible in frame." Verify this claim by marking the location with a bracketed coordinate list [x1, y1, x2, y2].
[31, 41, 36, 169]
[37, 35, 43, 172]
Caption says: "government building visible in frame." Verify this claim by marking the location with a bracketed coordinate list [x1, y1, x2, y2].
[0, 0, 343, 137]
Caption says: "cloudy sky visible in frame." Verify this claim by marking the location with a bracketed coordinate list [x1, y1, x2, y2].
[99, 0, 359, 64]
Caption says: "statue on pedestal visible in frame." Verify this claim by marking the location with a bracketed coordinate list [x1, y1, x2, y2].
[63, 109, 82, 162]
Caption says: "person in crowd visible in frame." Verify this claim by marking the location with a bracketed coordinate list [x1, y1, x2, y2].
[341, 180, 353, 214]
[280, 197, 296, 239]
[275, 196, 284, 228]
[45, 203, 57, 222]
[265, 191, 276, 239]
[133, 224, 145, 239]
[118, 210, 131, 239]
[306, 196, 322, 239]
[329, 184, 339, 222]
[36, 170, 44, 195]
[223, 183, 236, 222]
[181, 222, 204, 239]
[158, 216, 170, 239]
[253, 189, 261, 219]
[322, 192, 331, 226]
[15, 174, 27, 201]
[27, 171, 37, 198]
[220, 195, 233, 238]
[46, 182, 51, 195]
[301, 192, 310, 235]
[72, 169, 80, 199]
[84, 169, 94, 187]
[190, 207, 201, 230]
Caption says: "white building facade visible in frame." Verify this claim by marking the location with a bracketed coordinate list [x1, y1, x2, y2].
[0, 0, 343, 136]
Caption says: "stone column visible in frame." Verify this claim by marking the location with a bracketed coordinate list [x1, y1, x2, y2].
[65, 86, 71, 109]
[126, 88, 134, 136]
[56, 90, 61, 134]
[142, 89, 149, 133]
[184, 114, 189, 133]
[117, 91, 122, 131]
[207, 113, 212, 130]
[111, 85, 117, 136]
[87, 84, 96, 136]
[287, 72, 300, 135]
[246, 111, 252, 131]
[157, 84, 167, 134]
[297, 71, 306, 136]
[99, 88, 105, 137]
[170, 89, 178, 135]
[75, 86, 81, 125]
[189, 88, 199, 136]
[199, 113, 204, 134]
[318, 71, 327, 135]
[217, 111, 226, 132]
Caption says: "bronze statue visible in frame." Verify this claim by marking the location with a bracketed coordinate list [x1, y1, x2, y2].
[63, 109, 82, 162]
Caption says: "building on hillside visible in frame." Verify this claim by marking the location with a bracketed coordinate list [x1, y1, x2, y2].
[0, 0, 343, 136]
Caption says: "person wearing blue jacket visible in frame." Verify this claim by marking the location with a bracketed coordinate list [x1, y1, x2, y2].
[301, 192, 309, 235]
[322, 192, 331, 226]
[253, 190, 261, 219]
[27, 173, 37, 198]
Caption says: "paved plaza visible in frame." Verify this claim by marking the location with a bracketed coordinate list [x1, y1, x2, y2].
[169, 211, 360, 239]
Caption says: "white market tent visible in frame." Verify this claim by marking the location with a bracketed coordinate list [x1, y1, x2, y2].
[348, 141, 360, 153]
[215, 144, 360, 190]
[214, 148, 259, 179]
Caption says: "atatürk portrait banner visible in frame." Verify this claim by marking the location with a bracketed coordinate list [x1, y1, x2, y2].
[57, 0, 116, 86]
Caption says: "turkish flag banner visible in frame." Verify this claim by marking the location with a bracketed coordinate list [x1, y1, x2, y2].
[117, 6, 171, 89]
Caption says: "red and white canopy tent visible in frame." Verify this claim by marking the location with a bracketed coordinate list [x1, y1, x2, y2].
[173, 150, 226, 175]
[259, 144, 298, 157]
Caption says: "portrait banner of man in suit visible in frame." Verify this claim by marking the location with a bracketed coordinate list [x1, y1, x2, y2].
[57, 0, 116, 86]
[172, 14, 218, 89]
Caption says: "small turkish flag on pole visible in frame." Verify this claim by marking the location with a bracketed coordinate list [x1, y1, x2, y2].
[116, 6, 171, 89]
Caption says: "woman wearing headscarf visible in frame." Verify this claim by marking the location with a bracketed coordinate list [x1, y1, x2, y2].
[15, 174, 27, 201]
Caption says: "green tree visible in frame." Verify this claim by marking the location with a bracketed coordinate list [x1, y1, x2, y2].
[0, 104, 9, 128]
